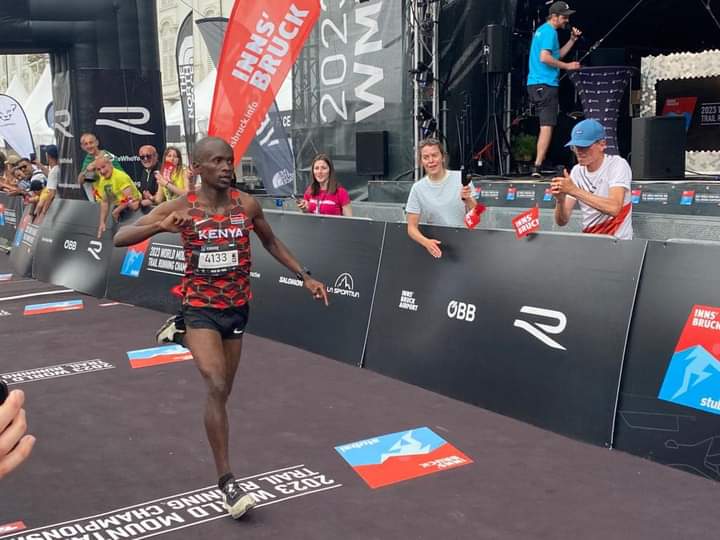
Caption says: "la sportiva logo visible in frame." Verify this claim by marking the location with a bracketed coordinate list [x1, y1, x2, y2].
[513, 306, 567, 351]
[328, 272, 359, 298]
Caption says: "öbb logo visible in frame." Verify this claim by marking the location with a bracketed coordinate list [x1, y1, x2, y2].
[447, 301, 476, 322]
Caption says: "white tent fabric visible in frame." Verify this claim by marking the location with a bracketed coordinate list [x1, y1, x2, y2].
[194, 67, 217, 136]
[5, 75, 29, 108]
[24, 64, 55, 145]
[165, 99, 182, 126]
[276, 74, 292, 112]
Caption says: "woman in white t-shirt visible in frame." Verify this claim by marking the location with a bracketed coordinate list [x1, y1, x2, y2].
[405, 138, 477, 258]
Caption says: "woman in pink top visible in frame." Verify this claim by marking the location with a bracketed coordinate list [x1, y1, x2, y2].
[297, 154, 352, 217]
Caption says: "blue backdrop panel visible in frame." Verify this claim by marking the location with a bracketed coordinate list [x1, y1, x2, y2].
[248, 212, 385, 366]
[615, 241, 720, 481]
[0, 194, 23, 247]
[10, 205, 40, 278]
[364, 224, 646, 446]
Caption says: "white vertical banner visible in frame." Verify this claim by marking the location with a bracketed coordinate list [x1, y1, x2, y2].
[0, 94, 35, 158]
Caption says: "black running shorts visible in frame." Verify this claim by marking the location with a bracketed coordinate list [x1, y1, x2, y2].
[527, 84, 559, 127]
[182, 304, 250, 340]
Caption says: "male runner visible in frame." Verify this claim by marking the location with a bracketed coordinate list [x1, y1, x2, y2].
[114, 137, 329, 519]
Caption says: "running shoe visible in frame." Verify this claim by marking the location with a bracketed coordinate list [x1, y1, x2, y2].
[155, 314, 185, 345]
[222, 481, 256, 519]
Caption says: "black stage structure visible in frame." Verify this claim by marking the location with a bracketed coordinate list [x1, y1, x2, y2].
[291, 0, 720, 192]
[0, 0, 166, 199]
[430, 0, 720, 177]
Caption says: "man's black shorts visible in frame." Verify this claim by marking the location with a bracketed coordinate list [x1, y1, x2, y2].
[182, 304, 250, 340]
[527, 84, 559, 127]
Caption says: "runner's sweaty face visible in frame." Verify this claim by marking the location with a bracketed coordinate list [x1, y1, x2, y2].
[194, 142, 234, 190]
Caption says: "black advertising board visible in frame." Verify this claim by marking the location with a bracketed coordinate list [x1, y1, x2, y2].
[615, 241, 720, 481]
[32, 200, 112, 297]
[656, 77, 720, 152]
[105, 214, 183, 314]
[248, 212, 384, 366]
[0, 194, 22, 247]
[75, 69, 166, 184]
[364, 224, 646, 446]
[10, 206, 40, 278]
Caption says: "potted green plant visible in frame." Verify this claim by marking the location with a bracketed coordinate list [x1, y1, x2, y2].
[512, 133, 537, 175]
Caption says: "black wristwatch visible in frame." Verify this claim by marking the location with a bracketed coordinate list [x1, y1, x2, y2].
[295, 267, 311, 280]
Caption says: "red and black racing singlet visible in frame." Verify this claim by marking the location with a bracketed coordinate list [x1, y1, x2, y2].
[180, 189, 253, 308]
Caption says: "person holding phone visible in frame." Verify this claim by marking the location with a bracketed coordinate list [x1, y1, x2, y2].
[0, 383, 35, 479]
[296, 154, 352, 216]
[405, 138, 477, 258]
[154, 146, 191, 204]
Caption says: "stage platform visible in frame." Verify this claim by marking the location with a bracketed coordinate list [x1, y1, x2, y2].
[368, 179, 720, 218]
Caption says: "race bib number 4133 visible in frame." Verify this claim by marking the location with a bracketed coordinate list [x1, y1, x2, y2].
[198, 249, 239, 270]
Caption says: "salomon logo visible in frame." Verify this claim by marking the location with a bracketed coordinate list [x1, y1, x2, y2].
[96, 107, 155, 136]
[513, 306, 567, 351]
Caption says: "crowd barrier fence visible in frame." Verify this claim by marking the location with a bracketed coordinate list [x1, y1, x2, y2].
[0, 193, 23, 249]
[7, 198, 720, 480]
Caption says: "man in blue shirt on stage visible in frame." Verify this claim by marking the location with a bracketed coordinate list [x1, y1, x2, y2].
[527, 1, 582, 178]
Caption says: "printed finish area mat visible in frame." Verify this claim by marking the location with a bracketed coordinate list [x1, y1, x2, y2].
[127, 345, 193, 369]
[335, 427, 473, 488]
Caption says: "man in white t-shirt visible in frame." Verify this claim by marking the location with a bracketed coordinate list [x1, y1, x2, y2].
[551, 119, 633, 239]
[406, 138, 477, 258]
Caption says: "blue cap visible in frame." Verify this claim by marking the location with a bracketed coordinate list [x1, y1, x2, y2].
[565, 119, 606, 148]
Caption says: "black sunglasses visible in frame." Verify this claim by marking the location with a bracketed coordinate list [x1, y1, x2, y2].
[139, 154, 155, 160]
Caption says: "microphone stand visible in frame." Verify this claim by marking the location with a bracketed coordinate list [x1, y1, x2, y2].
[577, 0, 648, 65]
[559, 0, 648, 82]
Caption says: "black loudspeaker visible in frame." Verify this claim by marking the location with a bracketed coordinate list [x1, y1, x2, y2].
[631, 116, 686, 179]
[356, 131, 388, 176]
[480, 24, 511, 74]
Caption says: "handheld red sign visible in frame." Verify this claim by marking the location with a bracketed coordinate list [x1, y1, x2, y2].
[161, 161, 176, 181]
[512, 206, 540, 239]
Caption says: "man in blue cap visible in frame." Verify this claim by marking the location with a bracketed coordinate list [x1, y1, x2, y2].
[550, 119, 633, 239]
[527, 1, 582, 177]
